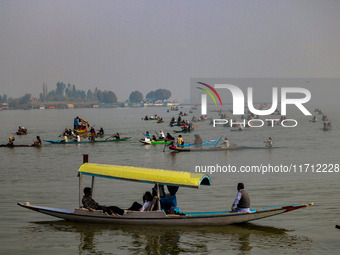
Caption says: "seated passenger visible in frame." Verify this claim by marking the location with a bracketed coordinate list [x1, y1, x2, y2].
[127, 191, 154, 212]
[82, 187, 124, 215]
[32, 136, 42, 146]
[231, 183, 250, 213]
[177, 135, 184, 146]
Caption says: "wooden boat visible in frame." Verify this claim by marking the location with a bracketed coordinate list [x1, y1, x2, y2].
[169, 145, 286, 152]
[67, 133, 104, 139]
[0, 144, 41, 148]
[173, 129, 193, 133]
[74, 129, 89, 135]
[44, 137, 131, 144]
[178, 140, 220, 147]
[139, 139, 171, 145]
[170, 123, 185, 127]
[74, 117, 90, 134]
[142, 136, 165, 141]
[16, 131, 28, 135]
[18, 154, 313, 225]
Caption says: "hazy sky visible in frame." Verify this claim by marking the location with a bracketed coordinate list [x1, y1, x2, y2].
[1, 0, 340, 102]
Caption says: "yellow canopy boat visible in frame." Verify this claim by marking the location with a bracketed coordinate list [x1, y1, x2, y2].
[18, 155, 313, 225]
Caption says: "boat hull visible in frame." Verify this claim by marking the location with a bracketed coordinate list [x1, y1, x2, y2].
[0, 144, 40, 147]
[139, 139, 171, 145]
[170, 145, 285, 152]
[17, 202, 312, 225]
[173, 130, 192, 133]
[44, 137, 131, 144]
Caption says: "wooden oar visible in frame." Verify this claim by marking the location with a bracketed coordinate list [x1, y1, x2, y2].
[214, 135, 223, 147]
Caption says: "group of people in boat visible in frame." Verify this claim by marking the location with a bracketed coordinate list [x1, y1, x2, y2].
[144, 115, 163, 121]
[311, 110, 332, 131]
[17, 126, 28, 135]
[144, 130, 175, 142]
[82, 184, 180, 215]
[82, 182, 250, 215]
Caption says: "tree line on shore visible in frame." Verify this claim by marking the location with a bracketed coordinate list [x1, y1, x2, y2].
[0, 82, 172, 109]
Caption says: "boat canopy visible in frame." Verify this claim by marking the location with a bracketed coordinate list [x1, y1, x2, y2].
[78, 163, 211, 188]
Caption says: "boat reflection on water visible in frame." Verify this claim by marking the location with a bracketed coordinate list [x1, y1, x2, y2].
[30, 221, 312, 254]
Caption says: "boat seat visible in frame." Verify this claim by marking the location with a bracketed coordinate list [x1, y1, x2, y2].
[148, 196, 158, 211]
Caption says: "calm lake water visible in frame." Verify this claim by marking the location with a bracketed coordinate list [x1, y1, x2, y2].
[0, 106, 339, 254]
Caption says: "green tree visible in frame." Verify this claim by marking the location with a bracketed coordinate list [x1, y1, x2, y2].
[103, 91, 117, 103]
[55, 82, 66, 100]
[86, 89, 96, 101]
[146, 91, 156, 102]
[129, 90, 143, 103]
[8, 98, 19, 108]
[19, 93, 32, 105]
[155, 89, 171, 102]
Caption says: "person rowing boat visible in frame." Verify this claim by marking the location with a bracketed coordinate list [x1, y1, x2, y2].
[223, 137, 230, 148]
[97, 127, 104, 135]
[177, 135, 184, 146]
[73, 135, 81, 142]
[32, 136, 42, 147]
[8, 136, 15, 146]
[264, 137, 274, 147]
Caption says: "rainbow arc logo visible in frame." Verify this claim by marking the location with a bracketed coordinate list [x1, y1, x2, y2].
[196, 82, 223, 106]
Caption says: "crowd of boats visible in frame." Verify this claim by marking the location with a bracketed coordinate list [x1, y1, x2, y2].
[12, 108, 316, 226]
[310, 108, 332, 131]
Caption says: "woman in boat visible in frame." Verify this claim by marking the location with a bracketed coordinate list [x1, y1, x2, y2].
[127, 191, 154, 212]
[82, 187, 124, 215]
[145, 131, 151, 138]
[113, 132, 120, 139]
[231, 183, 250, 213]
[151, 135, 157, 141]
[97, 127, 104, 135]
[165, 133, 174, 141]
[32, 136, 42, 146]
